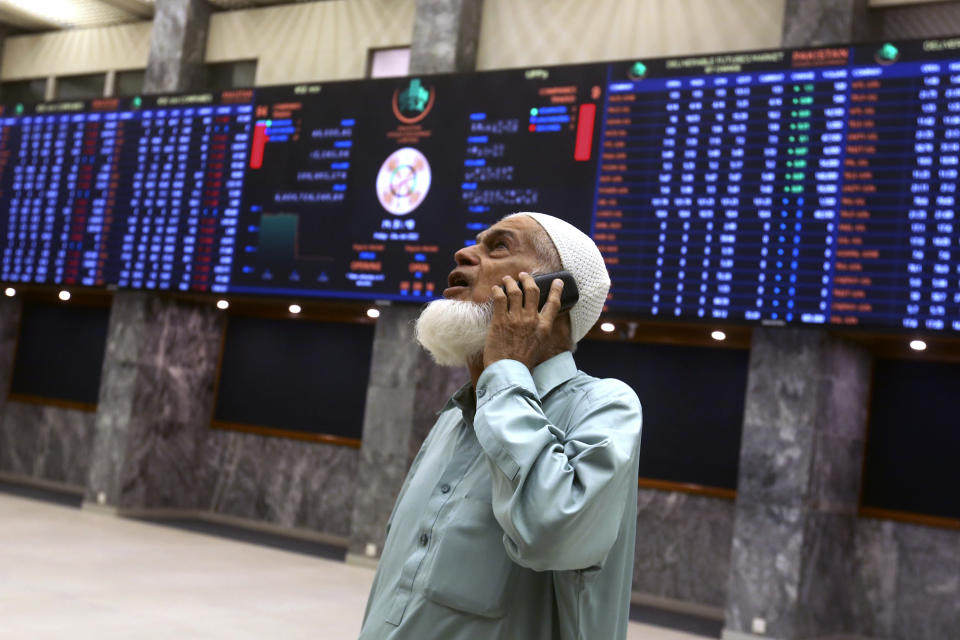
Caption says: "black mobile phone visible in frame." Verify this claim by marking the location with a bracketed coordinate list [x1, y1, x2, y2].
[503, 270, 579, 312]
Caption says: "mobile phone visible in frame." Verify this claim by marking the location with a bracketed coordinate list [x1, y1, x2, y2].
[503, 270, 579, 312]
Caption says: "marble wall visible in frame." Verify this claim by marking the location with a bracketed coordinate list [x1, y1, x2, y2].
[634, 489, 735, 609]
[879, 0, 960, 39]
[0, 402, 95, 488]
[853, 518, 960, 640]
[199, 429, 359, 540]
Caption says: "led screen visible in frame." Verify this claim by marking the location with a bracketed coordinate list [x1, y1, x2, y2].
[1, 38, 959, 333]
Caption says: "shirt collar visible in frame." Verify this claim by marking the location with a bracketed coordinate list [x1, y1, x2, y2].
[439, 351, 578, 418]
[441, 381, 476, 422]
[532, 351, 578, 399]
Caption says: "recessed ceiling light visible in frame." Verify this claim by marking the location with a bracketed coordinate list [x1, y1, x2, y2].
[909, 339, 927, 352]
[216, 299, 229, 310]
[711, 330, 727, 341]
[367, 308, 381, 319]
[288, 304, 301, 314]
[58, 290, 70, 301]
[4, 288, 14, 297]
[600, 322, 615, 333]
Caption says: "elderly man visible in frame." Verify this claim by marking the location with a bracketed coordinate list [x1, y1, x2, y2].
[359, 212, 642, 640]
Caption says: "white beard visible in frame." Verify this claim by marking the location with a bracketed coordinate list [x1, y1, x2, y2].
[414, 299, 493, 367]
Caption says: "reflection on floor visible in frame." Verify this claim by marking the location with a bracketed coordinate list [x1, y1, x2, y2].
[0, 485, 717, 639]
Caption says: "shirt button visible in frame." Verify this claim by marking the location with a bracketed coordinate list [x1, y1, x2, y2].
[477, 388, 486, 398]
[419, 533, 429, 546]
[440, 484, 450, 493]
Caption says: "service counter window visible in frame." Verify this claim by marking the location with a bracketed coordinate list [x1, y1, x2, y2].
[114, 69, 146, 97]
[860, 358, 960, 526]
[56, 73, 106, 100]
[9, 302, 111, 409]
[207, 60, 257, 90]
[213, 315, 374, 446]
[574, 338, 748, 495]
[1, 78, 47, 105]
[367, 46, 411, 78]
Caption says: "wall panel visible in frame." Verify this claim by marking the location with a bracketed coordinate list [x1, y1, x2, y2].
[1, 22, 151, 80]
[476, 0, 786, 71]
[205, 0, 415, 85]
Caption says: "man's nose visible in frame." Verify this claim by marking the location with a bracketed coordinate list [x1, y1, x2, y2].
[454, 244, 480, 266]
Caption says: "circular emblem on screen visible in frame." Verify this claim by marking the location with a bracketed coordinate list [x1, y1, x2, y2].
[392, 78, 435, 124]
[376, 147, 432, 215]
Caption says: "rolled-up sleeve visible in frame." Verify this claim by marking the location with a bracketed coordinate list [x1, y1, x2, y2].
[473, 359, 642, 572]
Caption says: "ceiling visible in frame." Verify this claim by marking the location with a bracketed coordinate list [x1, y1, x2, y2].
[0, 0, 316, 32]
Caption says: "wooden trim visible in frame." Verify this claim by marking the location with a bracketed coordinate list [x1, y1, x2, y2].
[210, 420, 362, 449]
[0, 470, 86, 496]
[207, 313, 229, 432]
[638, 477, 737, 500]
[7, 392, 97, 413]
[859, 506, 960, 531]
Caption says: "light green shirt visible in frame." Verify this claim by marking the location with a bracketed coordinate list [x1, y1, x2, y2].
[359, 352, 643, 640]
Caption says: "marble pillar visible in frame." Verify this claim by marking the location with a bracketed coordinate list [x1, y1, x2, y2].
[409, 0, 485, 74]
[781, 0, 881, 47]
[722, 328, 871, 640]
[81, 0, 219, 511]
[0, 298, 23, 475]
[85, 293, 224, 510]
[348, 305, 466, 560]
[143, 0, 211, 94]
[0, 27, 7, 103]
[347, 0, 482, 561]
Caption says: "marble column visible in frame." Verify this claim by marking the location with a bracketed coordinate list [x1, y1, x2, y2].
[409, 0, 485, 74]
[347, 0, 483, 562]
[82, 0, 219, 512]
[347, 305, 466, 561]
[722, 328, 871, 640]
[781, 0, 881, 47]
[85, 294, 224, 510]
[0, 297, 23, 473]
[143, 0, 211, 94]
[0, 27, 7, 102]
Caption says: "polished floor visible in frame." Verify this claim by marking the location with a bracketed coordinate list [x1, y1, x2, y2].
[0, 490, 711, 639]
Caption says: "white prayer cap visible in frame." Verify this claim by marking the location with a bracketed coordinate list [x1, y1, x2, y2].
[508, 212, 610, 343]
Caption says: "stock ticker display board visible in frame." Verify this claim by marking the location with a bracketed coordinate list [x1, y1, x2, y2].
[2, 38, 960, 333]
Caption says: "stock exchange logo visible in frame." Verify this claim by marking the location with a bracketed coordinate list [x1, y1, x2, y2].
[376, 147, 432, 215]
[392, 78, 435, 124]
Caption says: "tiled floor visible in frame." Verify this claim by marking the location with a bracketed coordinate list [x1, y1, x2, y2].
[0, 491, 711, 639]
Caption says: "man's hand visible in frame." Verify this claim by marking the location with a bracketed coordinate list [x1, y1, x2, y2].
[483, 272, 565, 371]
